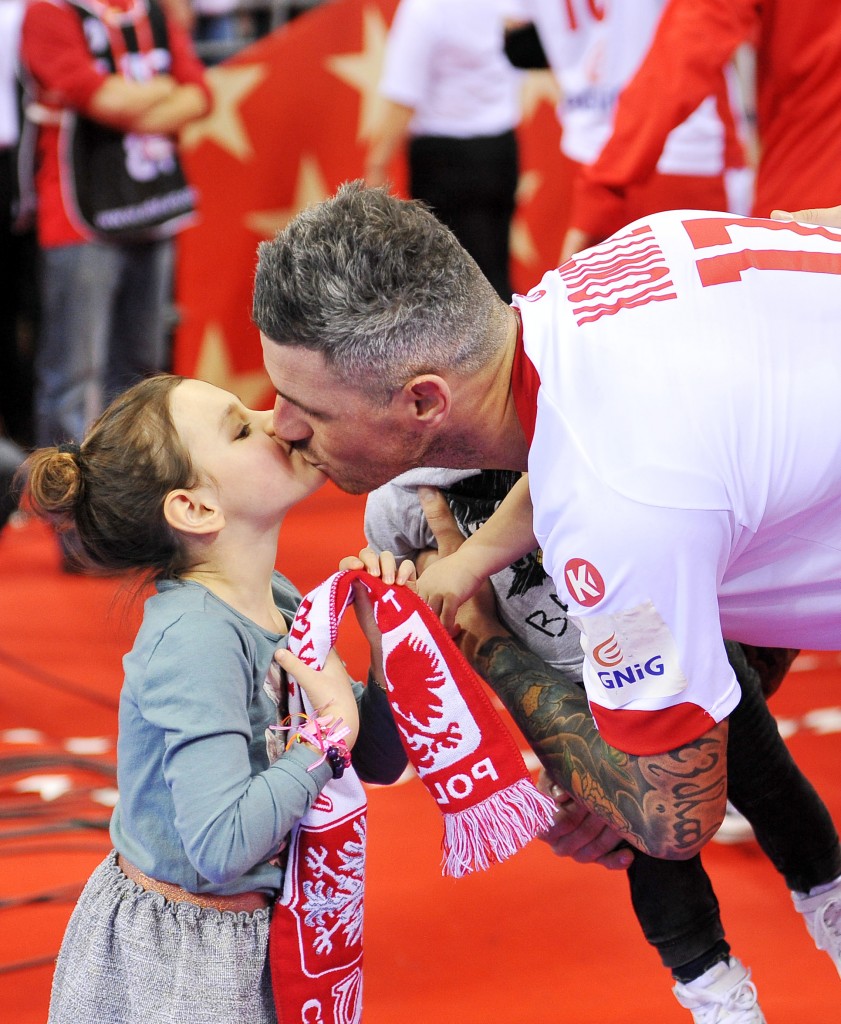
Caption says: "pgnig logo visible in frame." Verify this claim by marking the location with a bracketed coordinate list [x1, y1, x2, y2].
[597, 655, 665, 689]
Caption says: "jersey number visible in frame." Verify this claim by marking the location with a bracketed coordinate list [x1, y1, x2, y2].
[685, 217, 841, 287]
[563, 0, 605, 32]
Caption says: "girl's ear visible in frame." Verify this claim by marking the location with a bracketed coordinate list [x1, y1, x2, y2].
[163, 488, 225, 535]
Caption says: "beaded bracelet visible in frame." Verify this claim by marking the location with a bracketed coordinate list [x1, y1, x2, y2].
[324, 742, 353, 779]
[273, 708, 352, 779]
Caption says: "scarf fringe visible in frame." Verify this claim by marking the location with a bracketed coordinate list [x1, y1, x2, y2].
[441, 778, 557, 878]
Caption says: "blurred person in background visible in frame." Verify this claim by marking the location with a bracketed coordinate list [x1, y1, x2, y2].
[0, 0, 30, 532]
[503, 0, 752, 262]
[366, 0, 523, 301]
[563, 0, 841, 255]
[19, 0, 211, 475]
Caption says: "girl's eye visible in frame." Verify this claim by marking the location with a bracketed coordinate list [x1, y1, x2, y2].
[236, 423, 251, 439]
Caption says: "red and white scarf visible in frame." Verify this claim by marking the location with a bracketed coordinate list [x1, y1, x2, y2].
[269, 570, 556, 1024]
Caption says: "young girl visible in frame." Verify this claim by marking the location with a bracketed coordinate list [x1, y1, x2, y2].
[23, 373, 411, 1024]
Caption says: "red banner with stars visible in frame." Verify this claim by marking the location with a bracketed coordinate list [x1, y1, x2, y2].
[174, 0, 574, 399]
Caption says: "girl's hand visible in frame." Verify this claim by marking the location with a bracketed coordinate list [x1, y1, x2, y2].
[416, 552, 485, 636]
[274, 647, 360, 747]
[338, 547, 417, 690]
[338, 545, 417, 587]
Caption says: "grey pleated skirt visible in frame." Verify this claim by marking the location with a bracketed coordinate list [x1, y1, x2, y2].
[48, 851, 278, 1024]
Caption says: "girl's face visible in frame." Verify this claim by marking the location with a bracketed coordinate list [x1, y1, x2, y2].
[169, 379, 326, 525]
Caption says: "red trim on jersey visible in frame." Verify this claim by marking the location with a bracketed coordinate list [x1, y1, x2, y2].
[591, 701, 717, 756]
[510, 307, 540, 446]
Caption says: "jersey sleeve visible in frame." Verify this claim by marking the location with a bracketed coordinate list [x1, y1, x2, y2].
[378, 0, 437, 108]
[545, 489, 741, 756]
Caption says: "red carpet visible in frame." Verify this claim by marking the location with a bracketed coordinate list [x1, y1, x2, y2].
[1, 489, 839, 1022]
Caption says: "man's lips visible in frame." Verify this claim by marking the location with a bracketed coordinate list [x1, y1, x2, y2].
[297, 449, 326, 472]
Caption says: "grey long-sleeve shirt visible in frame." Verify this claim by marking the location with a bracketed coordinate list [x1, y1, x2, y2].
[110, 571, 406, 895]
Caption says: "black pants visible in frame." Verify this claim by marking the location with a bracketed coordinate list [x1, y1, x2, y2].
[408, 129, 518, 302]
[0, 146, 36, 447]
[627, 642, 841, 980]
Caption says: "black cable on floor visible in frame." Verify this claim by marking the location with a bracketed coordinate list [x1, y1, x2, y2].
[0, 646, 119, 711]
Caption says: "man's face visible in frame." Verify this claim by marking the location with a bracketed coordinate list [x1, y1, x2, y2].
[261, 333, 425, 494]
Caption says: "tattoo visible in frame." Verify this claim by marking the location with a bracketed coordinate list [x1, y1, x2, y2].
[475, 635, 727, 859]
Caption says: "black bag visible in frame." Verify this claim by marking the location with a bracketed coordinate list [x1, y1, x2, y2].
[66, 0, 196, 241]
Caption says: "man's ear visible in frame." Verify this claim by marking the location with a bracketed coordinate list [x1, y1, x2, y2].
[163, 488, 225, 535]
[400, 374, 451, 427]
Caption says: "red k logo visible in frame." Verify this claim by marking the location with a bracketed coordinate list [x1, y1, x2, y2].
[564, 558, 606, 607]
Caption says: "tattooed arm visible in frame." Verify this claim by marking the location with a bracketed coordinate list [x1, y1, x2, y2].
[468, 628, 728, 860]
[417, 486, 728, 861]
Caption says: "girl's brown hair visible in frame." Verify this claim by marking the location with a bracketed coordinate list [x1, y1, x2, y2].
[22, 374, 196, 580]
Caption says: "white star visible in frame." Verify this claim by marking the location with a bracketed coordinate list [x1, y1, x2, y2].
[245, 154, 332, 238]
[325, 6, 391, 143]
[181, 63, 269, 161]
[193, 322, 273, 407]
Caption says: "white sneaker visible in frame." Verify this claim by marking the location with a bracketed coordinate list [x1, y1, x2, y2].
[792, 874, 841, 977]
[712, 801, 755, 845]
[673, 957, 766, 1023]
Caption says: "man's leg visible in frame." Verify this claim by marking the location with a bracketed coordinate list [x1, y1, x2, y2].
[725, 642, 841, 892]
[725, 641, 841, 977]
[626, 851, 729, 976]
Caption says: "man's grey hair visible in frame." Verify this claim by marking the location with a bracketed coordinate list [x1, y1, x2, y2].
[252, 181, 508, 401]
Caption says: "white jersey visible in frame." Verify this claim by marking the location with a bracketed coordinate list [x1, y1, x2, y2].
[513, 210, 841, 755]
[520, 0, 726, 173]
[379, 0, 522, 138]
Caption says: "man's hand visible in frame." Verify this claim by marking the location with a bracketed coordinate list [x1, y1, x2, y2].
[537, 770, 634, 871]
[771, 205, 841, 228]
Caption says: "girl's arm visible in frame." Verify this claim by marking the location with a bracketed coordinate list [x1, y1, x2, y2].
[273, 649, 408, 786]
[416, 475, 536, 634]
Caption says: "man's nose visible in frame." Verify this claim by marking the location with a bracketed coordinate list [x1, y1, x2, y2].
[272, 396, 312, 442]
